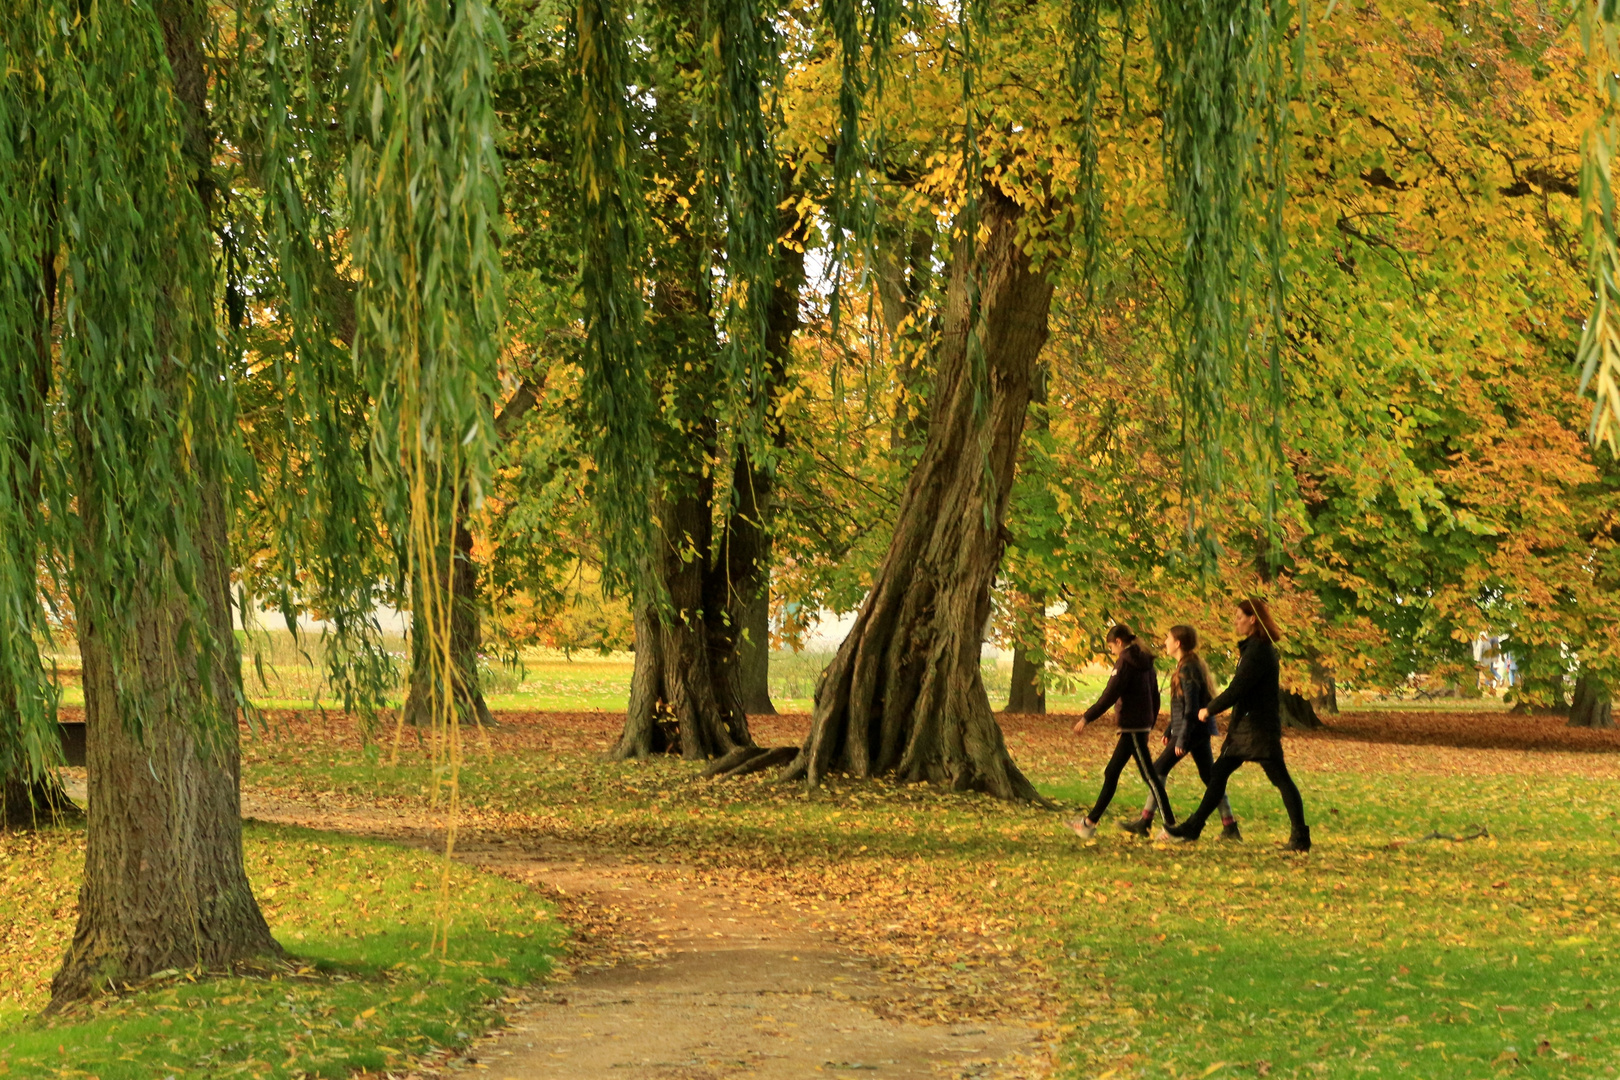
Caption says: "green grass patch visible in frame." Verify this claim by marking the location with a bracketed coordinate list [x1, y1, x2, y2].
[0, 823, 562, 1079]
[238, 712, 1620, 1078]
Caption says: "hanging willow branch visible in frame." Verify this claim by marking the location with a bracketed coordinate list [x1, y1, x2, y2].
[1149, 0, 1301, 555]
[0, 0, 240, 773]
[347, 0, 504, 945]
[1577, 0, 1620, 456]
[230, 0, 397, 720]
[572, 0, 651, 588]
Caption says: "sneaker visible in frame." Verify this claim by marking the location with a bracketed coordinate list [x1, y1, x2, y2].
[1283, 825, 1312, 853]
[1221, 820, 1243, 842]
[1069, 817, 1097, 840]
[1164, 819, 1203, 842]
[1119, 817, 1152, 836]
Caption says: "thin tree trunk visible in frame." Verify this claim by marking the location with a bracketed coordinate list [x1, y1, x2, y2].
[403, 501, 494, 729]
[1310, 658, 1339, 716]
[738, 586, 777, 714]
[51, 0, 279, 1002]
[1569, 672, 1615, 729]
[780, 185, 1053, 802]
[401, 378, 540, 729]
[1, 771, 79, 831]
[1006, 639, 1047, 714]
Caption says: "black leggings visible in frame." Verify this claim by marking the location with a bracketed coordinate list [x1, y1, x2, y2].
[1182, 750, 1307, 834]
[1141, 740, 1234, 823]
[1088, 731, 1176, 827]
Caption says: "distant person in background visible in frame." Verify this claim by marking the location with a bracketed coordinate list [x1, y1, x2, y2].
[1121, 625, 1240, 840]
[1165, 598, 1312, 852]
[1069, 625, 1175, 840]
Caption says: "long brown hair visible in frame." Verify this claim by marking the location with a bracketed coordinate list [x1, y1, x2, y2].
[1238, 598, 1283, 642]
[1168, 624, 1214, 697]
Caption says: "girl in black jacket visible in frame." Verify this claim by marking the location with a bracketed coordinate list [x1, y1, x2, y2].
[1121, 625, 1239, 839]
[1164, 599, 1312, 852]
[1069, 625, 1176, 840]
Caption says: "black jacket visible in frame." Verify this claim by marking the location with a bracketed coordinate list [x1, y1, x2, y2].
[1206, 633, 1283, 760]
[1082, 643, 1160, 731]
[1167, 662, 1214, 750]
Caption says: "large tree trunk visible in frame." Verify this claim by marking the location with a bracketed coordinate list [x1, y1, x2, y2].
[781, 185, 1053, 801]
[615, 483, 752, 761]
[403, 501, 494, 729]
[54, 493, 279, 1000]
[1569, 672, 1615, 729]
[51, 0, 279, 1002]
[1279, 689, 1325, 729]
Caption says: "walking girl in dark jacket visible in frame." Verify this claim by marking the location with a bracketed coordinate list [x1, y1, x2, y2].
[1165, 599, 1312, 852]
[1121, 625, 1239, 839]
[1069, 625, 1176, 840]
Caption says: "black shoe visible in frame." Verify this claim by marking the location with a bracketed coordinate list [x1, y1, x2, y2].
[1283, 825, 1312, 853]
[1119, 817, 1152, 836]
[1164, 819, 1203, 842]
[1221, 821, 1243, 842]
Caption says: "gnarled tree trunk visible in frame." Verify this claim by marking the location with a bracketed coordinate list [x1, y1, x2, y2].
[1569, 672, 1615, 729]
[781, 185, 1053, 801]
[615, 482, 752, 760]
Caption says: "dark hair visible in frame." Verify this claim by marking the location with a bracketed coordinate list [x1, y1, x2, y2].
[1237, 598, 1283, 642]
[1106, 624, 1137, 645]
[1168, 624, 1214, 697]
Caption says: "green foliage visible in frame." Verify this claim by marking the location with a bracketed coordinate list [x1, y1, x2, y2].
[0, 824, 562, 1077]
[0, 0, 239, 773]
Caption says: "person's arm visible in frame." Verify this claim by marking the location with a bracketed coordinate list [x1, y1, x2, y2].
[1204, 645, 1261, 719]
[1080, 662, 1127, 724]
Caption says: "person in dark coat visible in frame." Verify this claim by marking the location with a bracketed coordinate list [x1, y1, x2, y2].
[1165, 599, 1312, 851]
[1069, 625, 1176, 840]
[1121, 624, 1239, 839]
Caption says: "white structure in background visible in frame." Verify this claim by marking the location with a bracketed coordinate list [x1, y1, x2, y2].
[1474, 633, 1516, 690]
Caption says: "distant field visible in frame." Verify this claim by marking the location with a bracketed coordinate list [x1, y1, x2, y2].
[39, 632, 1532, 717]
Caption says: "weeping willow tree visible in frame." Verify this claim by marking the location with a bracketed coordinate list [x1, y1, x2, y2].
[0, 0, 280, 998]
[579, 0, 801, 762]
[0, 0, 504, 1001]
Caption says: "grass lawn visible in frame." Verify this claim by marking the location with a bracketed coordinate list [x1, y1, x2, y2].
[6, 706, 1616, 1078]
[0, 824, 563, 1079]
[235, 708, 1620, 1079]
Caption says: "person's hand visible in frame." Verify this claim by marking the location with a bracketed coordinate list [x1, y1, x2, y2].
[1198, 708, 1210, 722]
[1174, 745, 1187, 758]
[1071, 719, 1087, 737]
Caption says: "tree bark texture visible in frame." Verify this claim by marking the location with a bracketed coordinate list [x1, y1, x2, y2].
[737, 564, 777, 714]
[1569, 672, 1615, 729]
[615, 483, 753, 761]
[53, 484, 278, 1001]
[51, 0, 279, 1002]
[782, 185, 1054, 801]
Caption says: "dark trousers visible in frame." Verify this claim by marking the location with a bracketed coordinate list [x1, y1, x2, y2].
[1141, 740, 1234, 823]
[1088, 731, 1176, 827]
[1182, 749, 1308, 835]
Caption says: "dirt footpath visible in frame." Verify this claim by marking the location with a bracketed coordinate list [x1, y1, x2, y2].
[237, 792, 1052, 1080]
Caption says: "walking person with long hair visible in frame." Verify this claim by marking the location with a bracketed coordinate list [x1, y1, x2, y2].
[1165, 599, 1312, 852]
[1120, 625, 1240, 840]
[1070, 625, 1176, 840]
